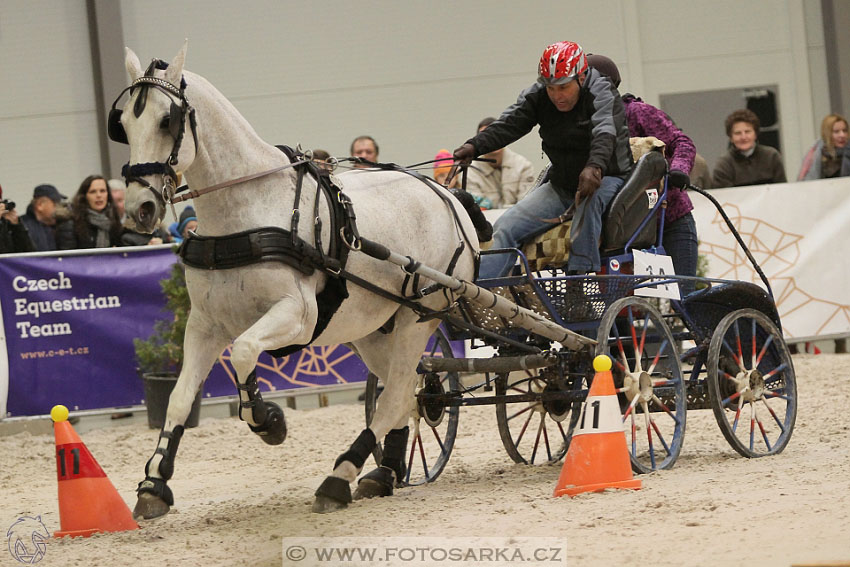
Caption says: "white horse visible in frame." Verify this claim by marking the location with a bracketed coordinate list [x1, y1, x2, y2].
[116, 42, 478, 517]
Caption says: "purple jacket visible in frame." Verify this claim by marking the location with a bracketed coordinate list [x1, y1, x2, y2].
[623, 95, 696, 223]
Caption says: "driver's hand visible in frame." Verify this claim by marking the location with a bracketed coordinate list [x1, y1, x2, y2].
[452, 143, 477, 165]
[576, 166, 602, 204]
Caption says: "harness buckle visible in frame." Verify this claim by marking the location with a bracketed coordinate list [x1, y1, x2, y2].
[340, 227, 361, 251]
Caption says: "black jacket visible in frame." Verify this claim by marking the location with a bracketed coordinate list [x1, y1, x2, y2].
[467, 68, 633, 197]
[20, 209, 58, 251]
[55, 218, 123, 249]
[0, 218, 35, 254]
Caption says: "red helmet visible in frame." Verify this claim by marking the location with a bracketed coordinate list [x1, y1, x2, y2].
[538, 41, 588, 86]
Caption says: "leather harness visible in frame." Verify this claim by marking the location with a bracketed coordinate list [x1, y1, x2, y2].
[178, 145, 357, 357]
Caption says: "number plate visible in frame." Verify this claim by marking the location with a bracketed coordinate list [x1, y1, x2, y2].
[633, 249, 680, 300]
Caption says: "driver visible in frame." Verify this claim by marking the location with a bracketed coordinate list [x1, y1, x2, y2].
[453, 41, 632, 277]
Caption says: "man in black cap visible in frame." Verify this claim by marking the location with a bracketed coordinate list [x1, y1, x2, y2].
[20, 184, 68, 251]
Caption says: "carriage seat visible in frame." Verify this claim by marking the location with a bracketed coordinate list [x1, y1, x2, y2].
[600, 148, 667, 253]
[522, 141, 667, 271]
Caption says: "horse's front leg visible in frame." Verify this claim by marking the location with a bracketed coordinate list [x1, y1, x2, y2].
[312, 315, 436, 513]
[229, 295, 314, 445]
[134, 316, 228, 520]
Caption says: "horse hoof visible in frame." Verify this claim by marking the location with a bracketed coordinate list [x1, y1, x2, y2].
[249, 401, 287, 446]
[353, 478, 388, 500]
[311, 494, 348, 513]
[353, 466, 396, 500]
[133, 492, 170, 520]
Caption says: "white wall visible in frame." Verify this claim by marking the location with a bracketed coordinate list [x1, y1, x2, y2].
[0, 0, 831, 208]
[1, 1, 102, 207]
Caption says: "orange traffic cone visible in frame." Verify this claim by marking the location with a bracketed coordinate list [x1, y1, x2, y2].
[554, 355, 642, 497]
[50, 405, 139, 537]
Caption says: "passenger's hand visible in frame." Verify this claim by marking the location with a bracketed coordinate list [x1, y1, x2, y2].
[668, 169, 690, 189]
[452, 143, 477, 165]
[576, 166, 602, 204]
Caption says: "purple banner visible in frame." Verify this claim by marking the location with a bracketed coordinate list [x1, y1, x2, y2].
[1, 248, 463, 417]
[0, 249, 177, 416]
[0, 248, 373, 417]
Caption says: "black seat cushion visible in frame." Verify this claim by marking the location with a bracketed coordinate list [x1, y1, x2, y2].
[600, 150, 667, 253]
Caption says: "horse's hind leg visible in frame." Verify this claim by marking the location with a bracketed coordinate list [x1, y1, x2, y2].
[229, 296, 314, 444]
[134, 317, 228, 520]
[312, 315, 438, 513]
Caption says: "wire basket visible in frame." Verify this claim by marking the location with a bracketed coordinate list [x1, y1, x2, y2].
[536, 275, 646, 323]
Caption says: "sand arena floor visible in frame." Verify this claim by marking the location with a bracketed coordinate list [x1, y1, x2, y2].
[2, 353, 849, 567]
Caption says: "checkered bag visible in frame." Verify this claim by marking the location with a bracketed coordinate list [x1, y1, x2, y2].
[522, 220, 572, 272]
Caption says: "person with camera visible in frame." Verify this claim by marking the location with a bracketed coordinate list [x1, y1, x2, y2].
[0, 183, 35, 254]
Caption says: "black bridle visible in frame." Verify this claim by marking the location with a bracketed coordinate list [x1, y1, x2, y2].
[108, 59, 198, 212]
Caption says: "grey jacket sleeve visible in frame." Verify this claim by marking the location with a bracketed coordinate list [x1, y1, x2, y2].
[585, 74, 619, 171]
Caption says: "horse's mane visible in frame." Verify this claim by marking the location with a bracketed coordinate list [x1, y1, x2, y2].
[182, 69, 266, 143]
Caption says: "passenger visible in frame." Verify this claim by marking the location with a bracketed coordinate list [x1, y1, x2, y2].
[797, 113, 850, 180]
[588, 54, 699, 293]
[56, 175, 124, 249]
[453, 40, 632, 277]
[712, 109, 787, 188]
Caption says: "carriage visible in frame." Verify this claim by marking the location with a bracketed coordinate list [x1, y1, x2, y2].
[362, 148, 797, 485]
[115, 43, 796, 517]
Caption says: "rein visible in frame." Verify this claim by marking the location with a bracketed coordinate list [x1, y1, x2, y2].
[170, 159, 309, 205]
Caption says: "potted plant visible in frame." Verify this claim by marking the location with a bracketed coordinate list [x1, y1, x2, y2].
[134, 260, 202, 428]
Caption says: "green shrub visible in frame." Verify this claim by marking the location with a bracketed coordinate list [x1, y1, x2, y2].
[133, 260, 189, 374]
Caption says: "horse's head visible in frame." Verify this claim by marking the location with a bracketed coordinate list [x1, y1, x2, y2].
[110, 41, 198, 233]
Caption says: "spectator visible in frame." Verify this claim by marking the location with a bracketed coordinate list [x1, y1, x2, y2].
[56, 175, 123, 249]
[20, 183, 67, 251]
[713, 109, 786, 188]
[433, 149, 459, 188]
[109, 179, 127, 222]
[169, 207, 197, 244]
[465, 117, 536, 209]
[121, 221, 171, 246]
[798, 114, 850, 180]
[350, 135, 379, 168]
[311, 149, 333, 172]
[0, 183, 35, 254]
[454, 41, 632, 277]
[588, 53, 698, 292]
[690, 153, 712, 189]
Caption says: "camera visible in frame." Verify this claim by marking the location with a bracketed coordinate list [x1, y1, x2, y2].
[0, 199, 15, 211]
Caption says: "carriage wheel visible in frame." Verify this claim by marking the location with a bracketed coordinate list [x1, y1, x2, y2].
[495, 369, 576, 465]
[706, 308, 797, 457]
[364, 327, 460, 485]
[596, 296, 687, 473]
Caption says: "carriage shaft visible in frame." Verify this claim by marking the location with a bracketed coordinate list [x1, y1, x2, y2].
[420, 352, 558, 373]
[358, 237, 596, 350]
[420, 390, 588, 407]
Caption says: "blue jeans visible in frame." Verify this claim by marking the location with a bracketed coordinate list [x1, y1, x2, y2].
[479, 176, 625, 278]
[662, 212, 699, 295]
